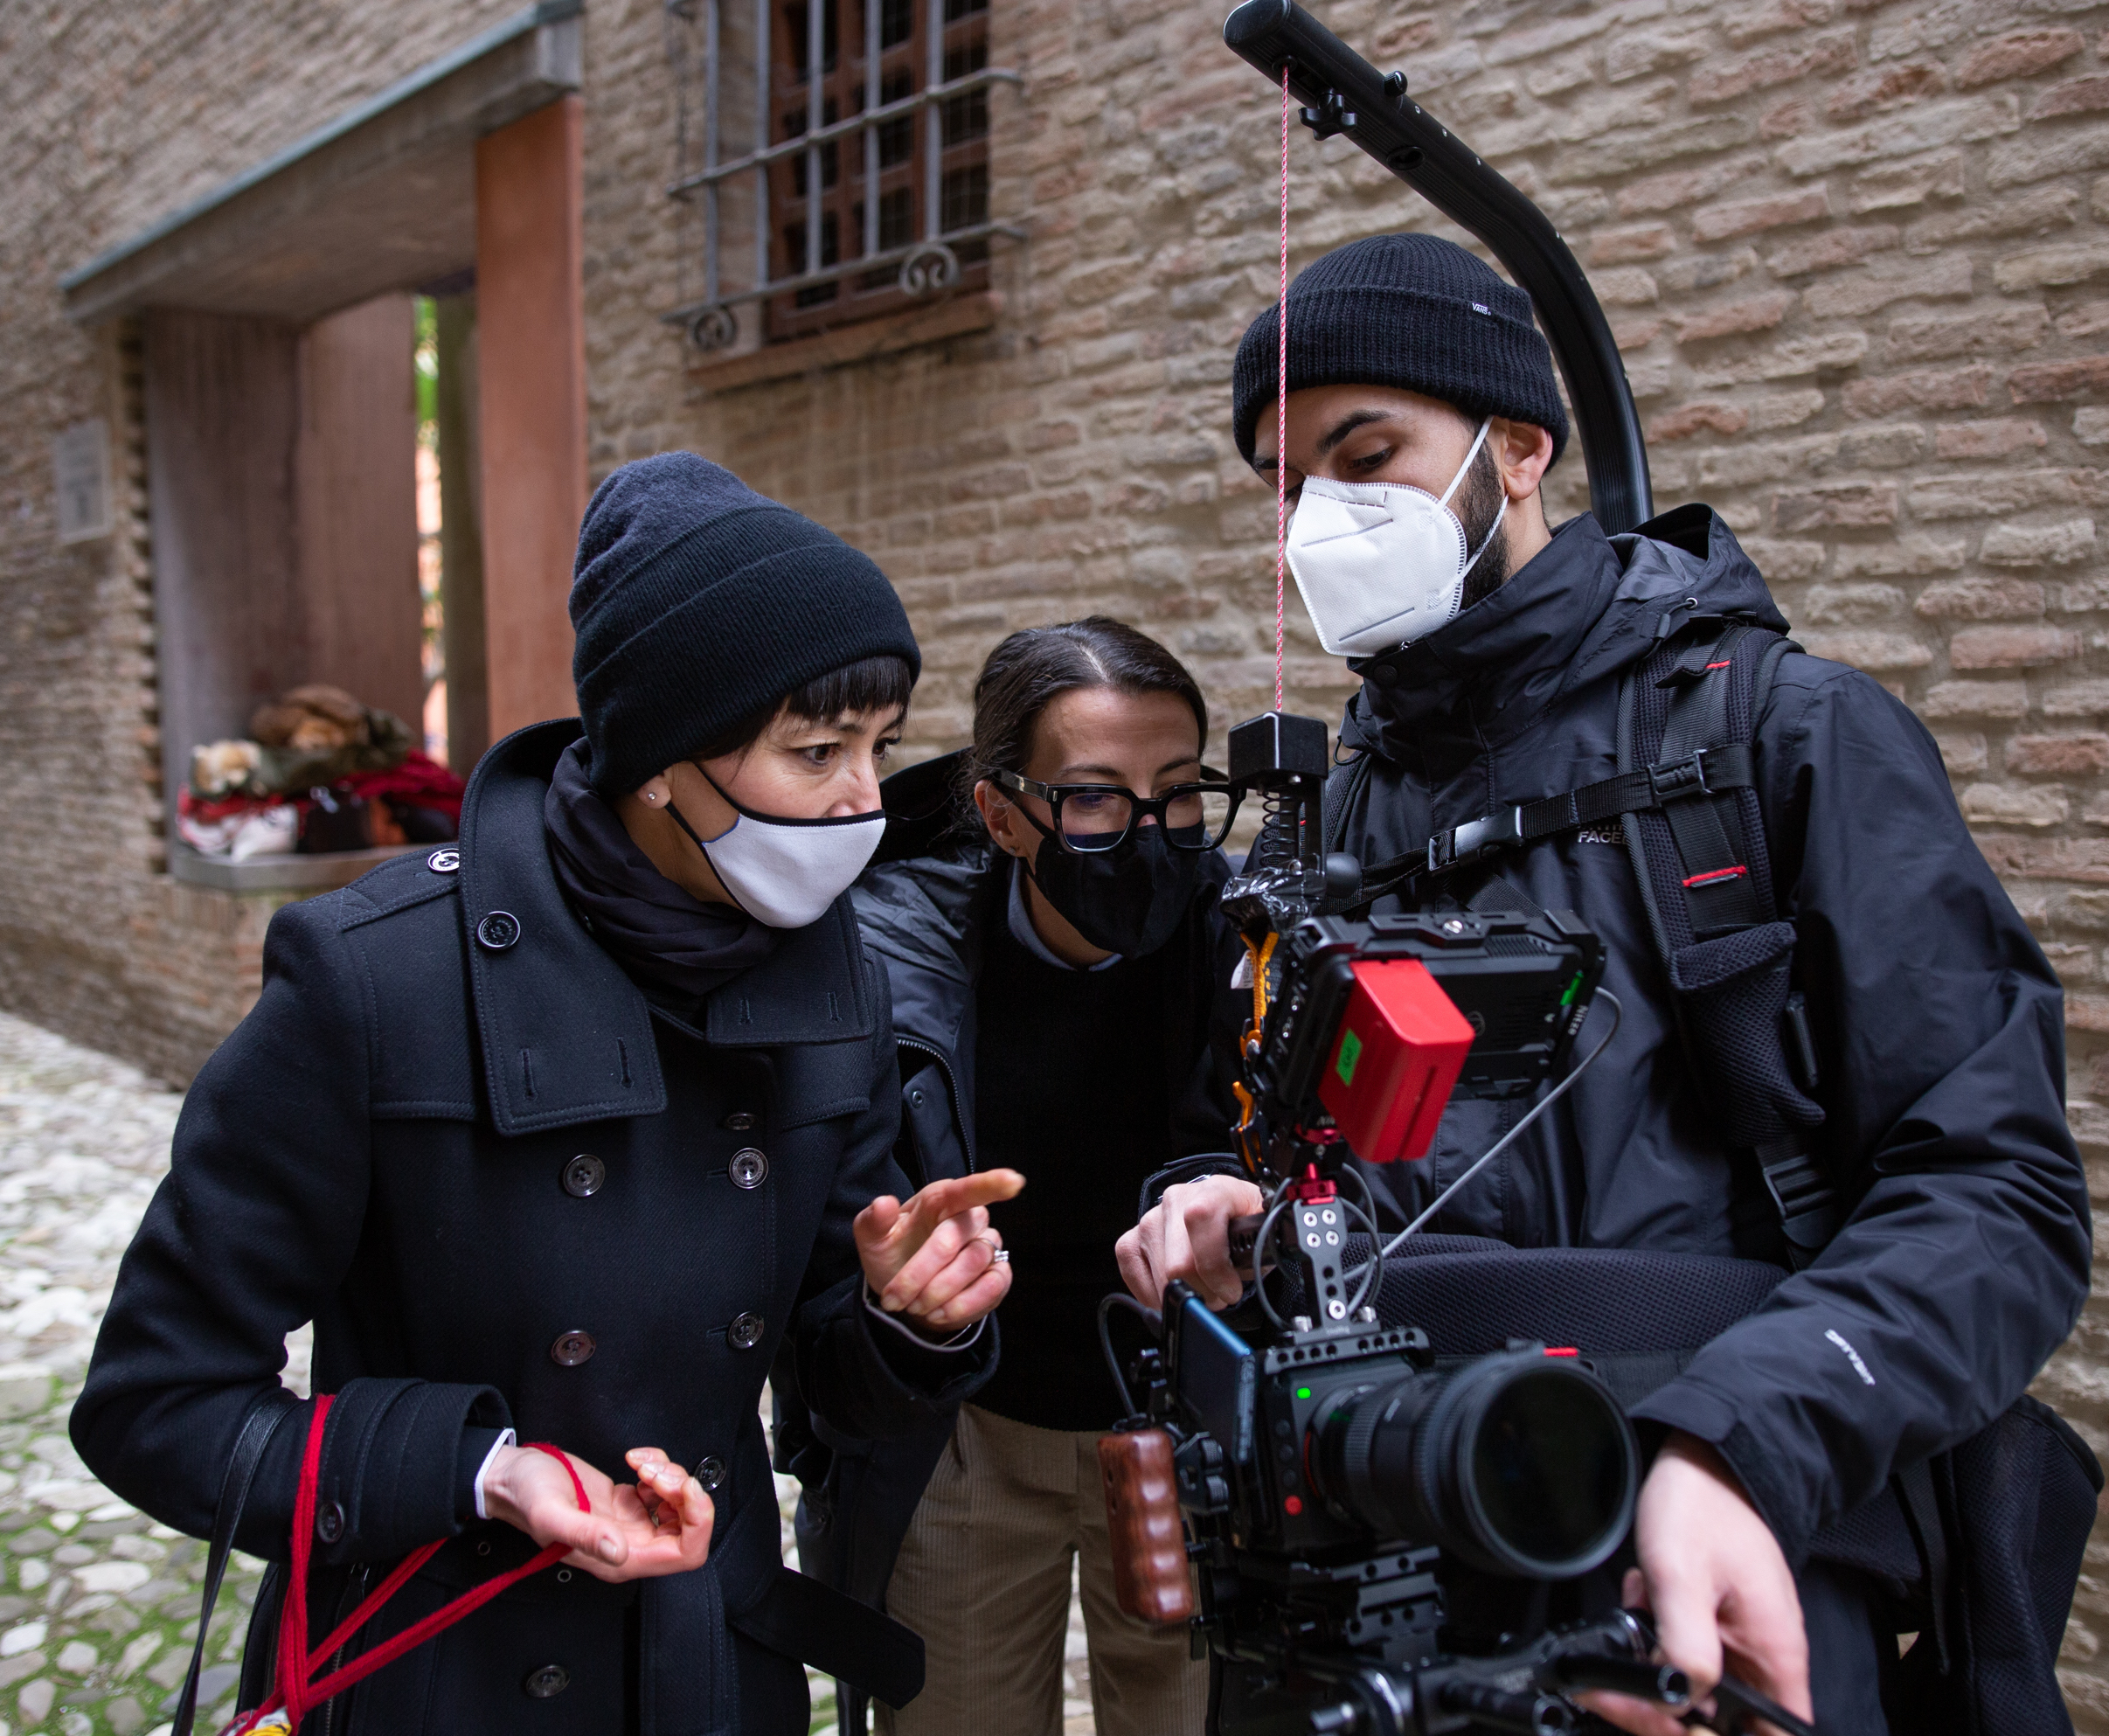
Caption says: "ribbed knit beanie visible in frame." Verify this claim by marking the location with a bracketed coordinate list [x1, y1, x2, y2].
[1231, 233, 1569, 467]
[570, 452, 920, 795]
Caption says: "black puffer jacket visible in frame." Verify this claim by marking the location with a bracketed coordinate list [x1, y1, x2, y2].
[73, 720, 992, 1736]
[775, 757, 1241, 1723]
[1317, 508, 2089, 1574]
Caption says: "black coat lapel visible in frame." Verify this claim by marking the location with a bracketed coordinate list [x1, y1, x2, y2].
[704, 898, 878, 1047]
[459, 720, 669, 1135]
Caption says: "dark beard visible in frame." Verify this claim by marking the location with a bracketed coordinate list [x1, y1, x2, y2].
[1453, 443, 1512, 612]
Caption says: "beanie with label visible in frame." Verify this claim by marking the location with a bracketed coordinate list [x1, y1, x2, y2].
[1231, 233, 1570, 467]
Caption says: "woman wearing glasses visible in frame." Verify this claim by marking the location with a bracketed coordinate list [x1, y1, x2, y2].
[787, 616, 1243, 1736]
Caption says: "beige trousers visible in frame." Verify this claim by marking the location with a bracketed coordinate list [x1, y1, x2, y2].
[878, 1403, 1208, 1736]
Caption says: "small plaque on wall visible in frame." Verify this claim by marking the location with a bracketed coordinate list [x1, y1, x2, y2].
[52, 420, 112, 544]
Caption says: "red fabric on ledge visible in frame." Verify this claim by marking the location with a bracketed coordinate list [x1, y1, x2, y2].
[336, 751, 467, 822]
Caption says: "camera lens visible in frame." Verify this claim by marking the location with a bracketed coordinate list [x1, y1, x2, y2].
[1311, 1351, 1637, 1579]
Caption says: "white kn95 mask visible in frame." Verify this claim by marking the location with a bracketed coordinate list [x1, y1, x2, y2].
[1283, 418, 1508, 658]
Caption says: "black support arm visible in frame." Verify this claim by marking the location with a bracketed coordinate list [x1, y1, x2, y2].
[1223, 0, 1654, 534]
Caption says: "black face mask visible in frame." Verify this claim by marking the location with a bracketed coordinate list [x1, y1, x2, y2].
[1022, 820, 1201, 960]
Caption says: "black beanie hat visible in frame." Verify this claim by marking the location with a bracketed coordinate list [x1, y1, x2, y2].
[1231, 233, 1569, 468]
[570, 452, 920, 795]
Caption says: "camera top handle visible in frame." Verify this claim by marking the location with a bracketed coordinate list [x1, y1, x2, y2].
[1221, 0, 1654, 537]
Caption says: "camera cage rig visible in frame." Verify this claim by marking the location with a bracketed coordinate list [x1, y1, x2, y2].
[1209, 0, 1658, 1295]
[1137, 782, 1647, 1733]
[1227, 906, 1606, 1327]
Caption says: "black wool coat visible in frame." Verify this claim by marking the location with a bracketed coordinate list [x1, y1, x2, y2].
[71, 719, 992, 1736]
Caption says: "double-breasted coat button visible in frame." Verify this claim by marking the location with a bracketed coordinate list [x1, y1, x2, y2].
[696, 1455, 727, 1492]
[475, 911, 521, 951]
[550, 1330, 596, 1366]
[728, 1148, 769, 1190]
[727, 1312, 765, 1351]
[562, 1154, 606, 1198]
[724, 1110, 757, 1132]
[427, 848, 460, 873]
[524, 1664, 570, 1698]
[316, 1500, 345, 1544]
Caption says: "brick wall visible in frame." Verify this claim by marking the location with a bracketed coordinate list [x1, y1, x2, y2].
[7, 0, 2109, 1714]
[0, 1, 520, 1081]
[579, 0, 2109, 1711]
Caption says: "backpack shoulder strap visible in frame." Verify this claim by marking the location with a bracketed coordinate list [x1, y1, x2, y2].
[1358, 632, 1781, 907]
[1322, 745, 1376, 857]
[1620, 621, 1775, 941]
[1619, 621, 1837, 1267]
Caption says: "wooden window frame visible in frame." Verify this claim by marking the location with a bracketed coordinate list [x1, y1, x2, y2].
[664, 0, 1019, 354]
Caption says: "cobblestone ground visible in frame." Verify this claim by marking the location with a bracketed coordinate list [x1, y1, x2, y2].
[0, 1008, 195, 1736]
[0, 1010, 1094, 1736]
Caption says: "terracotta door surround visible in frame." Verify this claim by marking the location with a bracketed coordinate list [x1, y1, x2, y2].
[475, 94, 588, 741]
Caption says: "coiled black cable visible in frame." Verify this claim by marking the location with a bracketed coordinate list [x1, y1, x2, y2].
[1098, 1292, 1163, 1420]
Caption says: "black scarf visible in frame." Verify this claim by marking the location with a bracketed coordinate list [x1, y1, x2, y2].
[543, 739, 780, 1001]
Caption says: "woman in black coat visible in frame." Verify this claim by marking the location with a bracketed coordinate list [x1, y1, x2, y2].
[72, 455, 1020, 1735]
[788, 619, 1244, 1736]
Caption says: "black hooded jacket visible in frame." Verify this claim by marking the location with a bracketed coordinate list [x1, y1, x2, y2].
[777, 756, 1241, 1657]
[1320, 508, 2090, 1569]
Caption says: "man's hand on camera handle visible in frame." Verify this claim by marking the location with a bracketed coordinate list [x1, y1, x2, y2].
[1581, 1432, 1812, 1736]
[1117, 1174, 1266, 1311]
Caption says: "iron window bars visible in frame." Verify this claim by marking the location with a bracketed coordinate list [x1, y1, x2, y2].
[663, 0, 1023, 351]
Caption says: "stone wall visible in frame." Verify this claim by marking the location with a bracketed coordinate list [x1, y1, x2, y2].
[7, 0, 2109, 1717]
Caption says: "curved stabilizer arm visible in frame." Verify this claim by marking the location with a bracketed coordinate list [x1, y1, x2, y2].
[1223, 0, 1654, 535]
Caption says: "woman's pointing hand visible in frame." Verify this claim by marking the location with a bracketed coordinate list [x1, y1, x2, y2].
[856, 1169, 1026, 1333]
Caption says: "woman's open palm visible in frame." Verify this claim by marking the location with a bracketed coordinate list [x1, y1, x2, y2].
[483, 1443, 714, 1582]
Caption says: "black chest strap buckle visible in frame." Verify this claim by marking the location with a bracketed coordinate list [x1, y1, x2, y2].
[1422, 743, 1754, 880]
[1426, 806, 1523, 874]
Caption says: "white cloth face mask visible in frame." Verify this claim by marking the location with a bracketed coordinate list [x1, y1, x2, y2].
[1283, 418, 1509, 658]
[668, 774, 886, 929]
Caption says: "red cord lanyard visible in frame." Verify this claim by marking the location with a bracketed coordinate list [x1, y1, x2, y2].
[225, 1395, 590, 1735]
[1274, 65, 1291, 712]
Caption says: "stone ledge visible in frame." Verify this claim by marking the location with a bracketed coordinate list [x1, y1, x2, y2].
[686, 291, 1003, 393]
[167, 844, 418, 895]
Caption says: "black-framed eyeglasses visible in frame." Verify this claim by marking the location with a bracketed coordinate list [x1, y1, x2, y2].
[988, 768, 1241, 855]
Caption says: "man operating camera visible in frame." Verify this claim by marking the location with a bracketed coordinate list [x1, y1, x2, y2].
[1118, 233, 2091, 1733]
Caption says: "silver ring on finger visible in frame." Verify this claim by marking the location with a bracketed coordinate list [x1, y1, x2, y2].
[991, 1247, 1010, 1264]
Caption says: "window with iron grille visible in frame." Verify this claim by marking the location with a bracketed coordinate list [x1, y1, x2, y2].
[663, 0, 1019, 352]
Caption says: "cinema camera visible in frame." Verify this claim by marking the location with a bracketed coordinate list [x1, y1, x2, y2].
[1096, 711, 1693, 1736]
[1095, 774, 1821, 1736]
